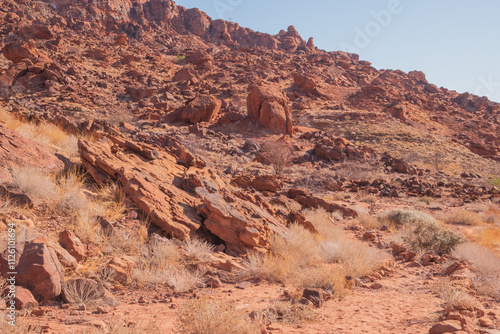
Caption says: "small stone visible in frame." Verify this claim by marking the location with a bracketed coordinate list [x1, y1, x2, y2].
[370, 283, 383, 289]
[236, 281, 252, 290]
[138, 298, 147, 304]
[406, 261, 423, 268]
[478, 317, 493, 327]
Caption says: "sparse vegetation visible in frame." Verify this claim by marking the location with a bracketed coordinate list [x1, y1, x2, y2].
[260, 141, 293, 175]
[182, 238, 215, 262]
[435, 279, 480, 310]
[376, 209, 436, 229]
[402, 218, 463, 255]
[265, 302, 319, 324]
[178, 296, 259, 334]
[444, 209, 483, 226]
[452, 243, 500, 297]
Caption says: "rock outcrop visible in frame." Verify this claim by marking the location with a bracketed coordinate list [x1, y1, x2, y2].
[247, 83, 294, 135]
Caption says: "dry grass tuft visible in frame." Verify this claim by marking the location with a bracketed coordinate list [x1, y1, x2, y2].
[0, 109, 78, 158]
[444, 210, 484, 226]
[182, 238, 215, 262]
[354, 213, 381, 230]
[452, 243, 500, 297]
[376, 209, 436, 229]
[178, 296, 259, 334]
[132, 240, 202, 292]
[474, 226, 500, 251]
[10, 167, 58, 204]
[63, 279, 104, 305]
[435, 279, 480, 310]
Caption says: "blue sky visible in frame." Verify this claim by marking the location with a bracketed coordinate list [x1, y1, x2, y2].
[175, 0, 500, 102]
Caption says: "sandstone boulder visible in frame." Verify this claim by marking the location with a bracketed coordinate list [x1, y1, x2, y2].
[5, 286, 38, 310]
[0, 242, 64, 300]
[19, 24, 54, 40]
[181, 95, 222, 123]
[59, 230, 86, 262]
[247, 83, 293, 135]
[2, 42, 39, 63]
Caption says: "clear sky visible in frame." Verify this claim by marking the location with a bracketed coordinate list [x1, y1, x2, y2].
[174, 0, 500, 102]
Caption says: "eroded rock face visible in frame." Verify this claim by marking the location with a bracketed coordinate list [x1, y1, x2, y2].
[247, 83, 293, 135]
[2, 42, 39, 63]
[78, 137, 202, 240]
[195, 187, 287, 255]
[181, 95, 222, 123]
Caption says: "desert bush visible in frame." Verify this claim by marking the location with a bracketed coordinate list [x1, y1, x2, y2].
[335, 159, 373, 180]
[489, 176, 500, 188]
[376, 209, 436, 229]
[319, 238, 386, 277]
[70, 318, 160, 334]
[260, 141, 293, 175]
[444, 210, 484, 226]
[182, 238, 215, 262]
[240, 252, 295, 283]
[63, 279, 104, 305]
[452, 243, 500, 297]
[178, 296, 259, 334]
[402, 219, 463, 255]
[435, 279, 480, 310]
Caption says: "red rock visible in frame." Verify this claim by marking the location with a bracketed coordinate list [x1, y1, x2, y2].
[0, 242, 64, 300]
[173, 68, 198, 83]
[428, 320, 462, 334]
[4, 286, 38, 310]
[59, 230, 86, 262]
[181, 95, 221, 123]
[2, 42, 39, 63]
[478, 317, 493, 327]
[247, 83, 293, 135]
[115, 34, 127, 45]
[302, 288, 324, 308]
[251, 175, 283, 193]
[19, 24, 54, 40]
[293, 72, 318, 95]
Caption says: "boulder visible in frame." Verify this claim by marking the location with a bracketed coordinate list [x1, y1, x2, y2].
[2, 42, 39, 63]
[59, 230, 86, 262]
[5, 286, 38, 310]
[247, 83, 293, 135]
[293, 72, 318, 95]
[0, 242, 64, 300]
[19, 24, 54, 40]
[181, 95, 222, 123]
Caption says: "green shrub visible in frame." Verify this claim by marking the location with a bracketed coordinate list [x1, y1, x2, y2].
[174, 55, 186, 63]
[403, 220, 463, 255]
[376, 209, 436, 229]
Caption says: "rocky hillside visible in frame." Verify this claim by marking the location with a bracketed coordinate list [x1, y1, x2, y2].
[0, 0, 499, 165]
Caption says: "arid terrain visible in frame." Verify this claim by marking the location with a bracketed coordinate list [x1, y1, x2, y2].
[0, 1, 499, 333]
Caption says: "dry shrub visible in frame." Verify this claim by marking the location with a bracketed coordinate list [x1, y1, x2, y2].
[435, 279, 480, 310]
[63, 279, 104, 305]
[178, 296, 259, 334]
[92, 183, 128, 221]
[54, 169, 88, 213]
[335, 159, 373, 180]
[401, 219, 463, 255]
[0, 109, 78, 158]
[260, 141, 293, 175]
[444, 210, 484, 226]
[133, 240, 202, 292]
[242, 209, 384, 288]
[182, 238, 215, 262]
[102, 225, 148, 257]
[452, 243, 500, 297]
